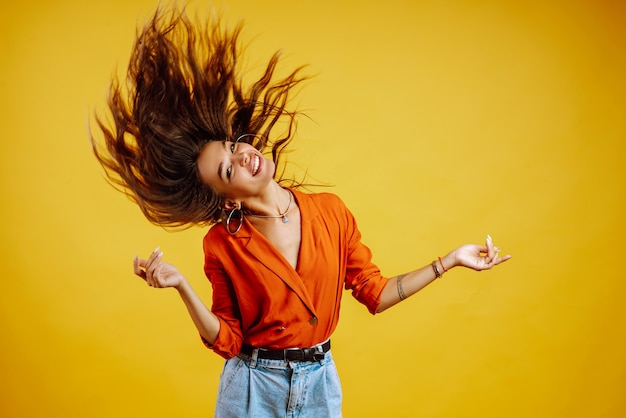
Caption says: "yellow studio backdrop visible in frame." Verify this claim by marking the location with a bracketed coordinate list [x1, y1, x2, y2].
[1, 0, 624, 416]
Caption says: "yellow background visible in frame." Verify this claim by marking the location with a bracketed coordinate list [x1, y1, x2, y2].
[2, 0, 625, 416]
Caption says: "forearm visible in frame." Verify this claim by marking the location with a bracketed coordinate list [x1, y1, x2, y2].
[175, 279, 221, 345]
[375, 236, 511, 313]
[376, 252, 455, 313]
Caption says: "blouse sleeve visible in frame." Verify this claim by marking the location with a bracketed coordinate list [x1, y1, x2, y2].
[202, 233, 244, 359]
[338, 197, 388, 314]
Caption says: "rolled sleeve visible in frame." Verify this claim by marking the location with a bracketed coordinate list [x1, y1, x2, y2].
[341, 201, 388, 314]
[203, 240, 244, 359]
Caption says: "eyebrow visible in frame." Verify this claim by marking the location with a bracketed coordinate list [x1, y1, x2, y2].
[217, 142, 226, 181]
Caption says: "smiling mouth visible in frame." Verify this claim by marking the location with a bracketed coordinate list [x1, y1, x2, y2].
[252, 155, 260, 176]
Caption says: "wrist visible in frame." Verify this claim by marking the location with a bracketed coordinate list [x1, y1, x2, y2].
[174, 276, 190, 293]
[440, 252, 456, 272]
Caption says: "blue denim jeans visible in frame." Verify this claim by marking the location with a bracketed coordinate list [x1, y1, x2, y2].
[214, 349, 342, 417]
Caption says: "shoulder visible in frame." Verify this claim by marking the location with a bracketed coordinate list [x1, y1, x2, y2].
[293, 189, 346, 210]
[203, 222, 230, 253]
[293, 189, 353, 226]
[205, 222, 227, 239]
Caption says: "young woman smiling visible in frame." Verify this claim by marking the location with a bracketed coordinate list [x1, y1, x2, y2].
[91, 6, 511, 417]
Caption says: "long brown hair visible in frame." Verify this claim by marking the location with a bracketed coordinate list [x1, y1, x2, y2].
[90, 6, 308, 228]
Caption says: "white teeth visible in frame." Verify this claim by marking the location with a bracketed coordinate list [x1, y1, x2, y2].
[252, 155, 260, 176]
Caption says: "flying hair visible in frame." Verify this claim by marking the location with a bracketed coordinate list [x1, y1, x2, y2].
[90, 5, 309, 228]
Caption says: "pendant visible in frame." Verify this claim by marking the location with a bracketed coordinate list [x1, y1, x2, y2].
[282, 216, 289, 223]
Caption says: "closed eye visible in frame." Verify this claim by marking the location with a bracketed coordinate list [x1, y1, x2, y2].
[226, 142, 236, 179]
[219, 141, 236, 182]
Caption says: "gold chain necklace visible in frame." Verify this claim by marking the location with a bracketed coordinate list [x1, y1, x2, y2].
[245, 191, 292, 223]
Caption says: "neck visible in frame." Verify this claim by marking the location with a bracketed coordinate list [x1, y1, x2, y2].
[243, 182, 292, 220]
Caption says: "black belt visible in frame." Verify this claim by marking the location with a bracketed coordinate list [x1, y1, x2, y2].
[240, 340, 331, 362]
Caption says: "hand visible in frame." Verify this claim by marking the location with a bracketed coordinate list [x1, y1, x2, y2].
[452, 235, 512, 271]
[133, 247, 185, 289]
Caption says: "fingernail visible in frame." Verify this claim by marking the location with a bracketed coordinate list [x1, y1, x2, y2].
[158, 252, 163, 258]
[487, 235, 492, 242]
[154, 246, 160, 253]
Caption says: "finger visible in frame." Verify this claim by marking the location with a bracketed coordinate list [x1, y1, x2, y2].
[150, 264, 159, 288]
[144, 246, 161, 271]
[149, 251, 164, 287]
[133, 255, 147, 280]
[486, 235, 495, 263]
[145, 247, 163, 286]
[475, 245, 488, 254]
[494, 254, 513, 265]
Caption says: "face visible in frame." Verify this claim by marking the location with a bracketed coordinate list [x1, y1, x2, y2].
[197, 140, 275, 204]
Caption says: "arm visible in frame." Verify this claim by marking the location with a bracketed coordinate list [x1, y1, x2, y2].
[376, 235, 512, 313]
[133, 247, 221, 345]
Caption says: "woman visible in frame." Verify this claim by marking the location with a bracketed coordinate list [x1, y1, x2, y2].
[91, 6, 511, 417]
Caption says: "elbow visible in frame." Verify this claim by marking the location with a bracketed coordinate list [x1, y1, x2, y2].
[374, 301, 390, 314]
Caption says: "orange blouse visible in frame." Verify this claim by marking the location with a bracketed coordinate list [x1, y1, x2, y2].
[202, 190, 388, 359]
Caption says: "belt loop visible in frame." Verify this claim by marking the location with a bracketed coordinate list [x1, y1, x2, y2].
[250, 347, 259, 368]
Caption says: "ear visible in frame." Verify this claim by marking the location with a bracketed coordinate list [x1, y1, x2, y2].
[222, 200, 241, 211]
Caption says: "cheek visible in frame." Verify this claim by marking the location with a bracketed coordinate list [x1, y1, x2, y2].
[263, 158, 276, 179]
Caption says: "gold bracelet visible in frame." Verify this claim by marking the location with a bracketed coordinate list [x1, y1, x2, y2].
[431, 260, 442, 278]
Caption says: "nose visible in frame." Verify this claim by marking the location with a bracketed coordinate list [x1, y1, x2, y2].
[234, 150, 250, 167]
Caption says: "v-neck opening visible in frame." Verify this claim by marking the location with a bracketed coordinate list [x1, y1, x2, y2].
[243, 189, 304, 275]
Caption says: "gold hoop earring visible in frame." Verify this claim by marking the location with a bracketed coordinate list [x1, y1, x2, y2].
[225, 207, 243, 235]
[234, 133, 262, 145]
